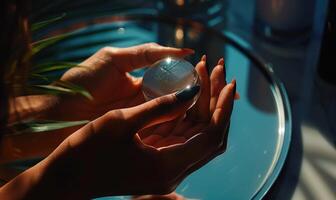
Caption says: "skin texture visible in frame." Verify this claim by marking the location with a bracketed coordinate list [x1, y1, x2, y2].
[0, 43, 237, 199]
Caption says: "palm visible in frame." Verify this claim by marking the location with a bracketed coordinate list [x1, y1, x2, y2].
[138, 55, 230, 149]
[139, 112, 207, 148]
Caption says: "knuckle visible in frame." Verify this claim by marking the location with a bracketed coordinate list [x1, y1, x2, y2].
[153, 95, 175, 112]
[147, 42, 159, 47]
[100, 46, 110, 53]
[105, 109, 126, 124]
[100, 46, 117, 55]
[141, 43, 160, 63]
[143, 48, 153, 63]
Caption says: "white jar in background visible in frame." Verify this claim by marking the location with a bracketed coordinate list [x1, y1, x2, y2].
[255, 0, 316, 42]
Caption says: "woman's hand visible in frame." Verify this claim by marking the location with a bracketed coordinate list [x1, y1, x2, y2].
[132, 57, 237, 200]
[58, 43, 194, 120]
[0, 56, 236, 199]
[139, 56, 233, 148]
[3, 43, 193, 165]
[45, 82, 235, 199]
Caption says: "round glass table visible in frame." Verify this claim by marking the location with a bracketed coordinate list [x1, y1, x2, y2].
[35, 15, 292, 200]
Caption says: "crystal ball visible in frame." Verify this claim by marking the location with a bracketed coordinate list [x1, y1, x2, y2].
[142, 57, 200, 106]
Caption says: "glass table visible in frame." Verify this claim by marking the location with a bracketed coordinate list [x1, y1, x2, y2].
[33, 15, 291, 200]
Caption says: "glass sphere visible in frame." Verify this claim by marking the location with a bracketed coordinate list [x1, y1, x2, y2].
[142, 57, 200, 105]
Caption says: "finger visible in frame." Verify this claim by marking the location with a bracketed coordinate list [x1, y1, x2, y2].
[152, 116, 184, 137]
[160, 80, 235, 183]
[171, 120, 192, 136]
[211, 80, 236, 132]
[210, 58, 226, 113]
[188, 55, 211, 121]
[104, 43, 194, 72]
[158, 132, 215, 178]
[153, 136, 186, 148]
[183, 123, 206, 139]
[182, 124, 230, 180]
[216, 122, 230, 155]
[123, 85, 200, 137]
[138, 126, 158, 139]
[142, 134, 163, 146]
[159, 80, 235, 182]
[138, 116, 183, 139]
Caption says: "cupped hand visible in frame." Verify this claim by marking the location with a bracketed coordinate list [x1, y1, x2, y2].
[59, 43, 194, 120]
[139, 56, 233, 150]
[127, 56, 237, 200]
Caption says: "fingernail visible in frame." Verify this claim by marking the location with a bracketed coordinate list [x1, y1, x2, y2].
[176, 85, 200, 102]
[218, 58, 224, 65]
[224, 63, 227, 76]
[182, 48, 195, 54]
[223, 65, 226, 80]
[231, 79, 236, 96]
[201, 54, 206, 62]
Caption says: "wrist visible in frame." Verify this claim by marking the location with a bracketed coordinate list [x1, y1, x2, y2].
[0, 156, 80, 200]
[26, 143, 87, 199]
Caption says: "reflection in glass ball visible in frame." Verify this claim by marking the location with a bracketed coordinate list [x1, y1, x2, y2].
[142, 57, 200, 106]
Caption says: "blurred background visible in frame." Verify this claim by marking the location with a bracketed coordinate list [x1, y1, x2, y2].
[26, 0, 336, 199]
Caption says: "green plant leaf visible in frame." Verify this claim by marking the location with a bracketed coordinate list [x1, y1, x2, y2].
[31, 80, 93, 100]
[32, 32, 70, 55]
[31, 61, 87, 73]
[30, 73, 50, 82]
[31, 84, 75, 94]
[31, 13, 66, 32]
[32, 61, 78, 73]
[54, 80, 93, 100]
[11, 120, 89, 134]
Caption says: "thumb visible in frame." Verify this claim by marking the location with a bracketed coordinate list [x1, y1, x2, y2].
[125, 85, 200, 134]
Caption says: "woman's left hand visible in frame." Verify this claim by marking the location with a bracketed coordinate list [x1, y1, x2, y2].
[59, 43, 194, 120]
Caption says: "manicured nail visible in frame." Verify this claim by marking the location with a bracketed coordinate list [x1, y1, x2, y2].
[218, 58, 224, 65]
[223, 65, 226, 80]
[176, 85, 200, 102]
[182, 48, 195, 54]
[201, 54, 206, 62]
[231, 79, 236, 96]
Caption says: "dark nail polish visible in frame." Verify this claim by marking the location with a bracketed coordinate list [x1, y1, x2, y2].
[223, 65, 226, 80]
[176, 85, 200, 102]
[232, 79, 236, 95]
